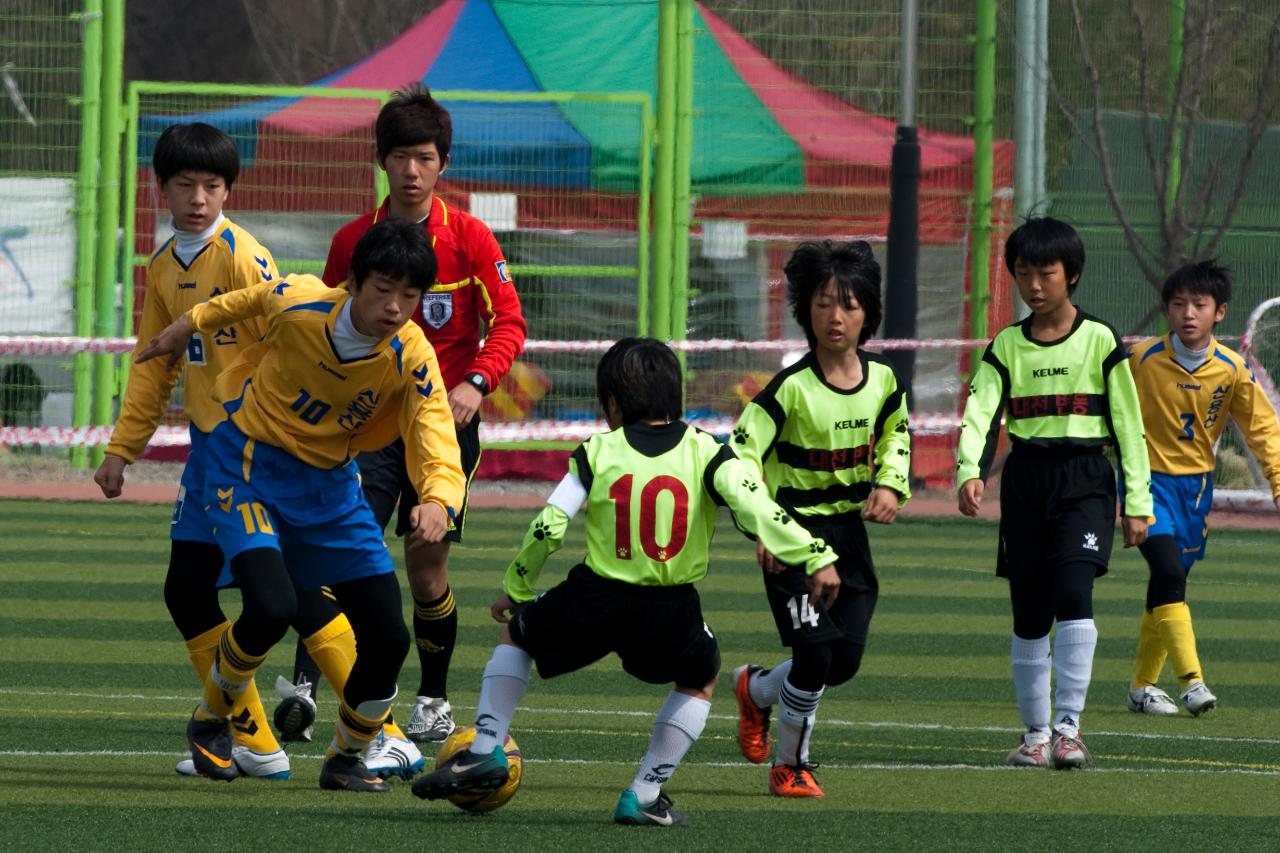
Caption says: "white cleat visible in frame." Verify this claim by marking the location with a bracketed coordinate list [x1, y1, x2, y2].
[176, 746, 290, 780]
[365, 732, 425, 780]
[1127, 685, 1180, 715]
[1006, 731, 1050, 768]
[405, 696, 455, 744]
[1181, 681, 1218, 716]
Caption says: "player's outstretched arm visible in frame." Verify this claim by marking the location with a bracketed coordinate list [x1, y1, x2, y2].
[134, 312, 194, 369]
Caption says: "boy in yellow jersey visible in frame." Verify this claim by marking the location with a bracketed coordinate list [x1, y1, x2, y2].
[136, 218, 465, 792]
[411, 339, 838, 826]
[93, 123, 289, 780]
[1125, 261, 1280, 717]
[957, 217, 1151, 770]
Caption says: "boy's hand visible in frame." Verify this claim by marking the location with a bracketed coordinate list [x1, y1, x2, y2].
[863, 486, 899, 524]
[756, 540, 786, 574]
[958, 478, 985, 516]
[407, 501, 449, 546]
[806, 564, 841, 610]
[1121, 515, 1149, 548]
[490, 592, 520, 624]
[134, 313, 194, 369]
[448, 383, 483, 427]
[94, 454, 127, 499]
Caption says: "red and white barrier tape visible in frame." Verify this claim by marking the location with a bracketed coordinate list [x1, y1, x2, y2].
[5, 333, 1234, 358]
[1, 413, 963, 448]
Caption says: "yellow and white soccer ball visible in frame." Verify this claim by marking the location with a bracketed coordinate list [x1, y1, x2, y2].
[435, 725, 523, 813]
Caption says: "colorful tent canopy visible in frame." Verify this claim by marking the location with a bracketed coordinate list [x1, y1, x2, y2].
[139, 0, 1011, 237]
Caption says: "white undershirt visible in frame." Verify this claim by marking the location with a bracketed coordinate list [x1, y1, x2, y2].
[1171, 333, 1210, 373]
[170, 213, 225, 266]
[331, 299, 379, 360]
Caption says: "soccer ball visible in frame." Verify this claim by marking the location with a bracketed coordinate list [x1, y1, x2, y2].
[435, 725, 523, 814]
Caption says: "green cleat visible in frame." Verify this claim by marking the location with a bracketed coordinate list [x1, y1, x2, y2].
[613, 789, 689, 827]
[411, 746, 509, 800]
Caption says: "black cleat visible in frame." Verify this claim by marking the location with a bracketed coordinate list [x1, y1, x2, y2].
[186, 712, 237, 781]
[411, 747, 509, 800]
[318, 753, 391, 793]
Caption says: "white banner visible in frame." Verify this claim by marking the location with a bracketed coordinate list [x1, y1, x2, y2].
[0, 177, 76, 335]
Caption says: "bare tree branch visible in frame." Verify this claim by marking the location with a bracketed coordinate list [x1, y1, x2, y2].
[1067, 0, 1162, 287]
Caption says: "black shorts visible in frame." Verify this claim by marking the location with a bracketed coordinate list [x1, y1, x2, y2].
[997, 445, 1117, 579]
[764, 512, 878, 647]
[508, 563, 720, 689]
[356, 417, 481, 542]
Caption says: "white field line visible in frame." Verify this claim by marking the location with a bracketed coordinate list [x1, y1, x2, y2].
[1, 687, 1277, 747]
[0, 750, 1275, 778]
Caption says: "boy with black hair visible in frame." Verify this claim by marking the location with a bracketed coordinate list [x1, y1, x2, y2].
[1125, 260, 1280, 717]
[956, 216, 1151, 770]
[279, 82, 527, 752]
[729, 240, 910, 798]
[135, 218, 465, 792]
[94, 122, 290, 780]
[410, 338, 838, 826]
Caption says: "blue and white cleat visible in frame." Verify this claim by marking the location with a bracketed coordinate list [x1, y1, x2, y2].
[365, 732, 425, 780]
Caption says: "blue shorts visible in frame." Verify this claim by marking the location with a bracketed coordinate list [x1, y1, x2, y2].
[1149, 471, 1212, 570]
[203, 420, 395, 590]
[171, 426, 217, 545]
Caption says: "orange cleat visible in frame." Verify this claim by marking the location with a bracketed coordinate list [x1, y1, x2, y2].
[732, 664, 770, 764]
[769, 764, 824, 798]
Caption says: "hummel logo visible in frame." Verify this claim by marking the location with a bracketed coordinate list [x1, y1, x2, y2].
[1082, 532, 1099, 552]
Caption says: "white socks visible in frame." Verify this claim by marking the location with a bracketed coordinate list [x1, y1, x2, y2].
[1010, 633, 1051, 738]
[775, 676, 824, 767]
[470, 643, 532, 755]
[629, 691, 710, 803]
[1052, 619, 1098, 733]
[1010, 620, 1098, 739]
[748, 659, 793, 709]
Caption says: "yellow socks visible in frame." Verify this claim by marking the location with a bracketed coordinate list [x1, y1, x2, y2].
[329, 693, 396, 759]
[304, 612, 407, 740]
[1130, 608, 1168, 689]
[199, 624, 268, 723]
[1153, 602, 1204, 688]
[185, 623, 280, 754]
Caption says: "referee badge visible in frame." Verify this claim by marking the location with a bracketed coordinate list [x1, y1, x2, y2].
[422, 292, 453, 329]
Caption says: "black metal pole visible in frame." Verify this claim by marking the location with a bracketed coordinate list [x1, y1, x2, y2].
[885, 126, 920, 409]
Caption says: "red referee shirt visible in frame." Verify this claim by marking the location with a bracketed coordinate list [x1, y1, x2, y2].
[323, 196, 527, 392]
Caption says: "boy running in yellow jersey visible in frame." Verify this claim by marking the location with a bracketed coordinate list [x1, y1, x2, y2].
[93, 123, 289, 779]
[410, 339, 838, 826]
[136, 219, 465, 792]
[1125, 261, 1280, 717]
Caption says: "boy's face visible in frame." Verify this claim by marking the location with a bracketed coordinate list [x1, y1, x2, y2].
[1013, 258, 1077, 315]
[348, 272, 422, 338]
[1166, 287, 1226, 350]
[382, 143, 447, 209]
[810, 277, 863, 355]
[159, 169, 229, 232]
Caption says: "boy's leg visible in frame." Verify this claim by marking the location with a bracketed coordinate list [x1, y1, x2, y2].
[614, 685, 711, 827]
[1006, 566, 1054, 767]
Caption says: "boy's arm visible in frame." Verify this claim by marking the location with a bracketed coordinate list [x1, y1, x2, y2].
[501, 468, 587, 603]
[104, 281, 180, 462]
[1105, 348, 1154, 518]
[872, 379, 912, 505]
[463, 225, 527, 392]
[400, 341, 467, 522]
[1229, 367, 1280, 499]
[731, 398, 780, 475]
[188, 280, 278, 333]
[956, 344, 1008, 486]
[709, 447, 838, 576]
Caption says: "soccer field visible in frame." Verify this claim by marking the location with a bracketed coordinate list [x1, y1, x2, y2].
[1, 500, 1277, 852]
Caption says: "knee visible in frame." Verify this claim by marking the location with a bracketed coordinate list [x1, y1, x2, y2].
[405, 542, 449, 597]
[824, 642, 866, 687]
[788, 643, 834, 692]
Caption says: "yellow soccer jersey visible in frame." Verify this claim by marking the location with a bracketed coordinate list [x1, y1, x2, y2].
[106, 219, 277, 462]
[189, 275, 465, 517]
[1130, 334, 1280, 496]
